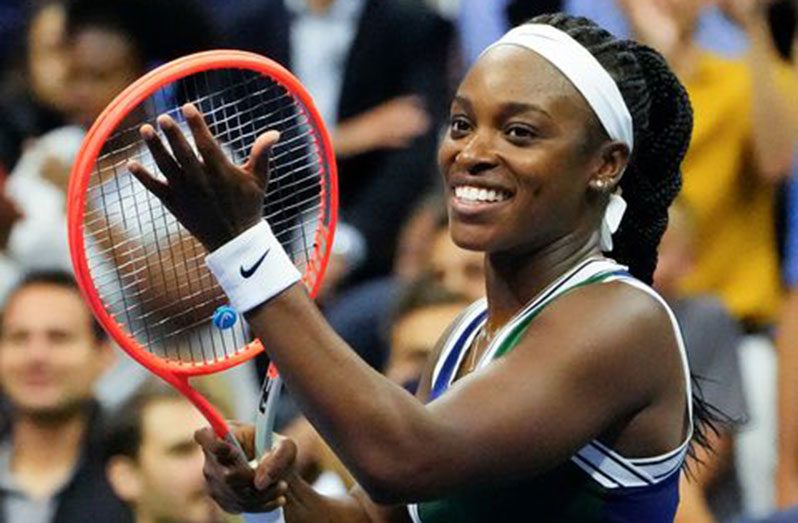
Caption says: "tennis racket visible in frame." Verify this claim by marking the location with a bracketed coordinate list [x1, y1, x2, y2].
[67, 50, 337, 462]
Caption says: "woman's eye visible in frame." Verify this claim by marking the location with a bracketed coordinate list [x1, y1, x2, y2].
[506, 125, 536, 140]
[450, 117, 471, 134]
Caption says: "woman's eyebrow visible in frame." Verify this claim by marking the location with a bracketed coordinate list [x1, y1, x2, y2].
[452, 95, 473, 112]
[497, 101, 552, 121]
[452, 95, 552, 121]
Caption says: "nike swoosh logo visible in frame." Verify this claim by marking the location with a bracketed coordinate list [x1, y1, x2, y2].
[239, 249, 271, 278]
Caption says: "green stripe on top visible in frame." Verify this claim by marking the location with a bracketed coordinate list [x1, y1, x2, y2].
[492, 270, 625, 359]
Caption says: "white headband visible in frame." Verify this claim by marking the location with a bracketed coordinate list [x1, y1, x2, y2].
[484, 24, 634, 152]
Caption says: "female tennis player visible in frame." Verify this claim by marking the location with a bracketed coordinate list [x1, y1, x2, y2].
[129, 13, 703, 522]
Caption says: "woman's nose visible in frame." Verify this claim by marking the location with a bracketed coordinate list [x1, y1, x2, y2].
[456, 132, 498, 175]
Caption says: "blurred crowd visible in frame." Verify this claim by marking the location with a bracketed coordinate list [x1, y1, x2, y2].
[0, 0, 797, 522]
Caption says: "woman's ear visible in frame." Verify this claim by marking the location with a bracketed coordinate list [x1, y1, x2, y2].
[588, 141, 630, 191]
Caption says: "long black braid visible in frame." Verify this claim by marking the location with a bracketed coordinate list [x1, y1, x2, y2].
[528, 13, 720, 460]
[529, 13, 691, 285]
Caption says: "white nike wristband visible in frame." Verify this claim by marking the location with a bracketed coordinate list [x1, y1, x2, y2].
[205, 220, 301, 313]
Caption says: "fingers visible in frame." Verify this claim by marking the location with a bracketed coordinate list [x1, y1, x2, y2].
[195, 426, 222, 449]
[127, 159, 170, 200]
[194, 427, 248, 466]
[230, 422, 257, 460]
[195, 426, 289, 513]
[254, 436, 298, 491]
[157, 114, 203, 175]
[138, 123, 184, 185]
[248, 130, 281, 190]
[229, 481, 288, 514]
[182, 103, 230, 174]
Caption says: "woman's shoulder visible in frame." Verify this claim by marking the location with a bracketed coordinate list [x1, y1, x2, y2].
[522, 277, 681, 379]
[559, 278, 676, 342]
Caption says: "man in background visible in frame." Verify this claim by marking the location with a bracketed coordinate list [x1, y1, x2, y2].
[0, 270, 131, 522]
[104, 383, 228, 523]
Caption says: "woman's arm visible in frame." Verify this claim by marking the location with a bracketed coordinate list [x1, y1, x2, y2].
[195, 426, 406, 522]
[244, 281, 679, 503]
[194, 294, 454, 521]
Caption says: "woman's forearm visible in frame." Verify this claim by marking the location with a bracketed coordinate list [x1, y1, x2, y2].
[245, 285, 440, 502]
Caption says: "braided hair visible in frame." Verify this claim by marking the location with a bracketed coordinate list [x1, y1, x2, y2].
[529, 13, 692, 285]
[528, 14, 721, 460]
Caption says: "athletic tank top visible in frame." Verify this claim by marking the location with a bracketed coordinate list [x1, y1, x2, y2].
[407, 257, 693, 523]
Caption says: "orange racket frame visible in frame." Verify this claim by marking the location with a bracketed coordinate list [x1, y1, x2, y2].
[67, 50, 338, 438]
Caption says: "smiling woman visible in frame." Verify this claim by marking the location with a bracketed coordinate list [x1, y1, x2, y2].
[129, 12, 698, 523]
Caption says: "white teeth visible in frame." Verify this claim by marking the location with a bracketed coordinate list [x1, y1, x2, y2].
[454, 185, 509, 203]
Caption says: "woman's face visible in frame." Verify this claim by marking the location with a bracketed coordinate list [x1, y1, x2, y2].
[438, 45, 609, 256]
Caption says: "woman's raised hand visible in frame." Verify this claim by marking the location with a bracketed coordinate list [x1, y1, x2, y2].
[128, 103, 280, 252]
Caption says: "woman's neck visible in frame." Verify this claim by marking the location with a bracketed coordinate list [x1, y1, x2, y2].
[483, 233, 601, 331]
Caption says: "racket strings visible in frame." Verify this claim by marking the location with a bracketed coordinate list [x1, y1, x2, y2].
[83, 68, 330, 366]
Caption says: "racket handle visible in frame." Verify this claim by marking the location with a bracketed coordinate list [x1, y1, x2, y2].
[255, 372, 283, 456]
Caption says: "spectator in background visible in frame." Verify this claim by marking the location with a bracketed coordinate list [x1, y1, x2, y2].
[3, 0, 217, 280]
[457, 0, 566, 71]
[772, 3, 798, 507]
[758, 180, 798, 523]
[654, 201, 749, 523]
[0, 177, 22, 302]
[0, 270, 131, 523]
[0, 1, 70, 298]
[566, 0, 747, 56]
[384, 278, 470, 394]
[428, 220, 485, 303]
[457, 0, 747, 72]
[104, 382, 228, 523]
[619, 0, 794, 330]
[0, 0, 71, 173]
[223, 0, 453, 285]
